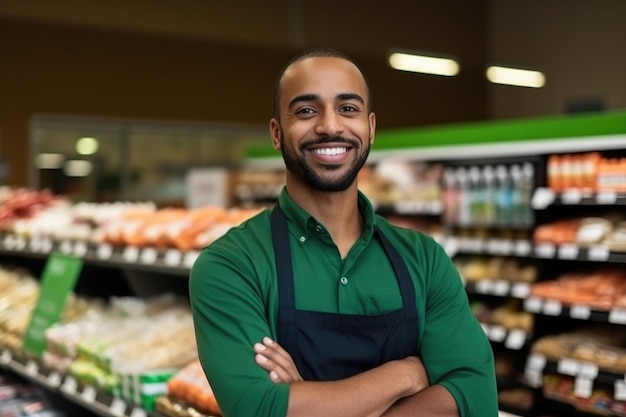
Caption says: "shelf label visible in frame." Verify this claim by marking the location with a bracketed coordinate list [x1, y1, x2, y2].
[588, 246, 610, 261]
[492, 280, 510, 296]
[123, 246, 140, 263]
[183, 251, 200, 268]
[596, 191, 618, 205]
[47, 372, 62, 387]
[527, 353, 547, 371]
[73, 241, 88, 258]
[574, 377, 593, 398]
[140, 248, 158, 264]
[570, 304, 591, 320]
[29, 239, 41, 253]
[475, 280, 493, 294]
[488, 325, 507, 342]
[25, 360, 39, 376]
[443, 237, 459, 258]
[561, 189, 582, 204]
[22, 254, 83, 358]
[514, 240, 532, 257]
[579, 363, 598, 379]
[524, 297, 543, 313]
[558, 244, 579, 260]
[110, 398, 127, 416]
[505, 329, 526, 350]
[15, 236, 26, 250]
[81, 385, 97, 403]
[525, 367, 543, 388]
[41, 238, 54, 253]
[558, 358, 581, 376]
[616, 380, 626, 401]
[511, 282, 531, 299]
[0, 349, 11, 365]
[609, 308, 626, 325]
[59, 240, 73, 254]
[535, 244, 556, 258]
[97, 244, 113, 260]
[531, 187, 555, 209]
[62, 376, 78, 394]
[542, 299, 563, 316]
[164, 249, 182, 267]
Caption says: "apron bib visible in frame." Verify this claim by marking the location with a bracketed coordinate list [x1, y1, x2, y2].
[271, 204, 419, 381]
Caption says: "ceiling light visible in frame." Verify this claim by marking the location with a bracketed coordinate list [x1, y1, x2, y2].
[36, 153, 65, 169]
[63, 160, 92, 177]
[486, 66, 546, 88]
[388, 52, 460, 76]
[76, 137, 99, 155]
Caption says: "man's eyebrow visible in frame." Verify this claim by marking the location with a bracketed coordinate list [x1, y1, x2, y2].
[288, 93, 365, 110]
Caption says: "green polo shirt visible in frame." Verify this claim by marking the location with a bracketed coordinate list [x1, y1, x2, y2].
[189, 188, 497, 417]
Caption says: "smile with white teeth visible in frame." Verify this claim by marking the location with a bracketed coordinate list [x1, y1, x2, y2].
[312, 147, 348, 156]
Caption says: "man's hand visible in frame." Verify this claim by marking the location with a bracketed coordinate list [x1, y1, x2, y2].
[254, 337, 303, 383]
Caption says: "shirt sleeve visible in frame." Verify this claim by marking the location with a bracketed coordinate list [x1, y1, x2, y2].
[189, 244, 289, 417]
[419, 239, 499, 417]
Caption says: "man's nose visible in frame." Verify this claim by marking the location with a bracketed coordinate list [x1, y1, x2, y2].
[314, 110, 344, 137]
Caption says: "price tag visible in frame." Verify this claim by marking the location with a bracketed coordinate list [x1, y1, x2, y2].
[3, 234, 14, 249]
[492, 280, 510, 296]
[524, 297, 543, 313]
[558, 358, 581, 376]
[41, 238, 54, 253]
[488, 325, 507, 342]
[73, 241, 88, 258]
[527, 353, 547, 371]
[535, 244, 556, 258]
[511, 282, 531, 299]
[47, 372, 62, 387]
[574, 377, 593, 398]
[588, 246, 610, 261]
[59, 240, 73, 254]
[183, 251, 200, 268]
[486, 239, 502, 254]
[515, 240, 532, 257]
[531, 187, 555, 209]
[615, 380, 626, 401]
[525, 367, 543, 388]
[561, 189, 582, 204]
[579, 363, 598, 379]
[29, 239, 41, 252]
[110, 398, 127, 416]
[140, 248, 158, 264]
[596, 191, 617, 205]
[81, 385, 97, 403]
[609, 308, 626, 325]
[505, 329, 526, 350]
[62, 376, 78, 394]
[96, 244, 113, 260]
[0, 349, 11, 365]
[443, 237, 459, 258]
[394, 201, 413, 214]
[123, 246, 139, 263]
[130, 407, 147, 417]
[15, 236, 26, 250]
[570, 304, 591, 320]
[164, 249, 182, 267]
[543, 299, 563, 316]
[558, 244, 579, 260]
[475, 280, 493, 294]
[25, 360, 38, 376]
[467, 238, 484, 253]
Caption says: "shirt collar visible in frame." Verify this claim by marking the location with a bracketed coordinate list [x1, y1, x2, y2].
[277, 187, 376, 242]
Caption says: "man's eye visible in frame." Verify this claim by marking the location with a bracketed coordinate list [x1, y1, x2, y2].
[340, 105, 358, 112]
[296, 108, 315, 115]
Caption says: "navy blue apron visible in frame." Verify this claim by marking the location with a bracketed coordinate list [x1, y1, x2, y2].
[271, 204, 419, 381]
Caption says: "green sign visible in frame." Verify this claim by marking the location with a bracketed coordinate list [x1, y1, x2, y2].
[22, 253, 83, 358]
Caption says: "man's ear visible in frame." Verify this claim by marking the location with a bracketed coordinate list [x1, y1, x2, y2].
[369, 112, 376, 145]
[269, 118, 281, 150]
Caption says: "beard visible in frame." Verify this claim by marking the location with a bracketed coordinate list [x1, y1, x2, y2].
[280, 131, 370, 192]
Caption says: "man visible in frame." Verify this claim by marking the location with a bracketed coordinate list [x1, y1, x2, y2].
[189, 48, 498, 417]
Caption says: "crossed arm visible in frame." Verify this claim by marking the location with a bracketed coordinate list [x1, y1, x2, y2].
[253, 337, 459, 417]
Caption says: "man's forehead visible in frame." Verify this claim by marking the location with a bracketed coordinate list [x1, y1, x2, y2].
[280, 57, 367, 97]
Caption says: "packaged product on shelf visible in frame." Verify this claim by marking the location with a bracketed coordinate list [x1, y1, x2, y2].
[165, 360, 222, 416]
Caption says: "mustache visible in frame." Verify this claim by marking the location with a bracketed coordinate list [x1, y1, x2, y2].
[299, 136, 360, 151]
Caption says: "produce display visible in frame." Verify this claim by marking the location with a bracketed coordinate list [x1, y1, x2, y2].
[530, 269, 626, 311]
[455, 256, 538, 283]
[533, 215, 626, 251]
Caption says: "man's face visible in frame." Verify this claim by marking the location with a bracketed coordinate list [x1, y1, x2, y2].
[270, 57, 376, 192]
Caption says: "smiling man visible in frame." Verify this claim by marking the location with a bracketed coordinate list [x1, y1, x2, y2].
[189, 48, 498, 417]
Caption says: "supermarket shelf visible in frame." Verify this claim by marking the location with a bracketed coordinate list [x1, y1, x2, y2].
[465, 279, 532, 299]
[532, 187, 626, 210]
[374, 200, 443, 216]
[0, 234, 196, 276]
[0, 349, 165, 417]
[479, 323, 530, 350]
[523, 297, 626, 325]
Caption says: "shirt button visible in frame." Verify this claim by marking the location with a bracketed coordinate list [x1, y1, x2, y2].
[340, 277, 348, 285]
[315, 225, 322, 232]
[299, 236, 306, 243]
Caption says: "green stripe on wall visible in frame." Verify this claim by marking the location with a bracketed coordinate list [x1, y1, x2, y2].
[246, 109, 626, 159]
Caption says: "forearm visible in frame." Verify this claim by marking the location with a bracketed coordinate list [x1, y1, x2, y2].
[286, 359, 422, 417]
[381, 385, 459, 417]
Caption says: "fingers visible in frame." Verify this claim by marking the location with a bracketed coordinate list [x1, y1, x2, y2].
[253, 337, 303, 383]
